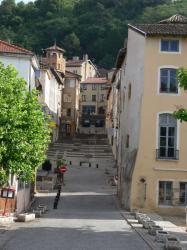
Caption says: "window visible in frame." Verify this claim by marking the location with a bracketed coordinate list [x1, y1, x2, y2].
[160, 68, 178, 93]
[92, 84, 97, 90]
[82, 105, 95, 114]
[65, 79, 75, 88]
[179, 182, 187, 205]
[82, 84, 87, 90]
[73, 70, 77, 74]
[67, 108, 71, 116]
[58, 64, 60, 70]
[157, 113, 178, 159]
[98, 107, 105, 114]
[92, 95, 96, 102]
[82, 95, 86, 102]
[62, 109, 67, 116]
[52, 53, 57, 58]
[128, 83, 131, 100]
[161, 39, 179, 52]
[63, 94, 71, 103]
[101, 84, 106, 90]
[126, 134, 129, 148]
[100, 94, 105, 102]
[159, 181, 173, 205]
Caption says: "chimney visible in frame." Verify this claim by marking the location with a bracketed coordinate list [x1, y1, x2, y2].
[73, 56, 79, 61]
[83, 54, 88, 61]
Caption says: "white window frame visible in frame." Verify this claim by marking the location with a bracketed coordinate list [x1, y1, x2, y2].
[159, 38, 181, 54]
[157, 180, 174, 207]
[179, 182, 187, 206]
[157, 66, 180, 96]
[156, 112, 180, 157]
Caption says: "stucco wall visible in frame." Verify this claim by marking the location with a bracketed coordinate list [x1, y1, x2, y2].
[0, 55, 32, 89]
[131, 36, 187, 214]
[118, 29, 145, 208]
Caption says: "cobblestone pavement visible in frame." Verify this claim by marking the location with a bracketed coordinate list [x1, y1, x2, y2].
[1, 165, 151, 250]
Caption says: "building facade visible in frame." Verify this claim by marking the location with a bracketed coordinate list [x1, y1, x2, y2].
[115, 14, 187, 215]
[0, 40, 40, 213]
[66, 55, 98, 81]
[38, 67, 64, 142]
[79, 77, 108, 134]
[61, 71, 81, 137]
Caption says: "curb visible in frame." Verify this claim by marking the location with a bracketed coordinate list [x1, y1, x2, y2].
[120, 212, 161, 250]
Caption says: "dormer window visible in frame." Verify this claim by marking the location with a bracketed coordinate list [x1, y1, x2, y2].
[161, 39, 179, 52]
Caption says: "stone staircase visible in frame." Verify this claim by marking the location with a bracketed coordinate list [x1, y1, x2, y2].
[47, 136, 116, 169]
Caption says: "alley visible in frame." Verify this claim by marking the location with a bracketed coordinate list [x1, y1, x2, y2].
[2, 165, 150, 250]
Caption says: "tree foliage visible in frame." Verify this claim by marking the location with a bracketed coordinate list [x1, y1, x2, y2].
[0, 0, 182, 68]
[173, 68, 187, 122]
[0, 63, 51, 185]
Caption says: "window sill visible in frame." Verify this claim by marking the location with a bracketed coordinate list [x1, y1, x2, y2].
[158, 204, 173, 208]
[158, 93, 179, 96]
[156, 158, 179, 161]
[159, 51, 181, 54]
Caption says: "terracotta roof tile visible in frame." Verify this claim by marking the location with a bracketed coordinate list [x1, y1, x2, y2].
[129, 23, 187, 36]
[0, 40, 33, 55]
[66, 60, 85, 66]
[129, 14, 187, 36]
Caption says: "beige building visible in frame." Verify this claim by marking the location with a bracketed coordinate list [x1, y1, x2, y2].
[106, 53, 126, 161]
[66, 55, 98, 81]
[41, 43, 66, 75]
[61, 71, 81, 137]
[41, 44, 83, 137]
[79, 77, 108, 133]
[116, 14, 187, 215]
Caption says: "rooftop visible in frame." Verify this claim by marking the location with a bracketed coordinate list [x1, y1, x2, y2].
[0, 40, 33, 55]
[65, 70, 81, 79]
[45, 43, 65, 53]
[66, 59, 85, 66]
[129, 14, 187, 36]
[81, 77, 108, 84]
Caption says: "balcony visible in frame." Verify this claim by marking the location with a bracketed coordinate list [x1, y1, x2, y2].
[156, 149, 179, 160]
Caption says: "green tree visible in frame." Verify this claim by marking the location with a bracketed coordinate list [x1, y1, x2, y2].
[173, 68, 187, 122]
[63, 32, 81, 57]
[0, 63, 51, 186]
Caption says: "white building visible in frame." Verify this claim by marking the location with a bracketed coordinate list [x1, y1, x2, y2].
[39, 68, 64, 142]
[0, 40, 40, 213]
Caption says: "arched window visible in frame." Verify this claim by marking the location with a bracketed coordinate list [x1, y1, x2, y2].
[157, 113, 178, 159]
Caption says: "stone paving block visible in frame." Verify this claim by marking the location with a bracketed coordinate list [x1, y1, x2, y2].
[164, 235, 182, 250]
[148, 225, 163, 236]
[155, 230, 170, 243]
[33, 210, 42, 218]
[0, 216, 14, 225]
[138, 216, 150, 224]
[142, 220, 156, 229]
[17, 213, 35, 222]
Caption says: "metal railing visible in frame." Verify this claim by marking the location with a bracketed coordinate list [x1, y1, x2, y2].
[156, 149, 179, 160]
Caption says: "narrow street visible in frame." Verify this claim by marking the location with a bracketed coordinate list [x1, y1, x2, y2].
[1, 164, 150, 250]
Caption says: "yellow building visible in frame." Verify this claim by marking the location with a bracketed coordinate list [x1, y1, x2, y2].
[61, 71, 81, 137]
[118, 14, 187, 215]
[79, 77, 108, 133]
